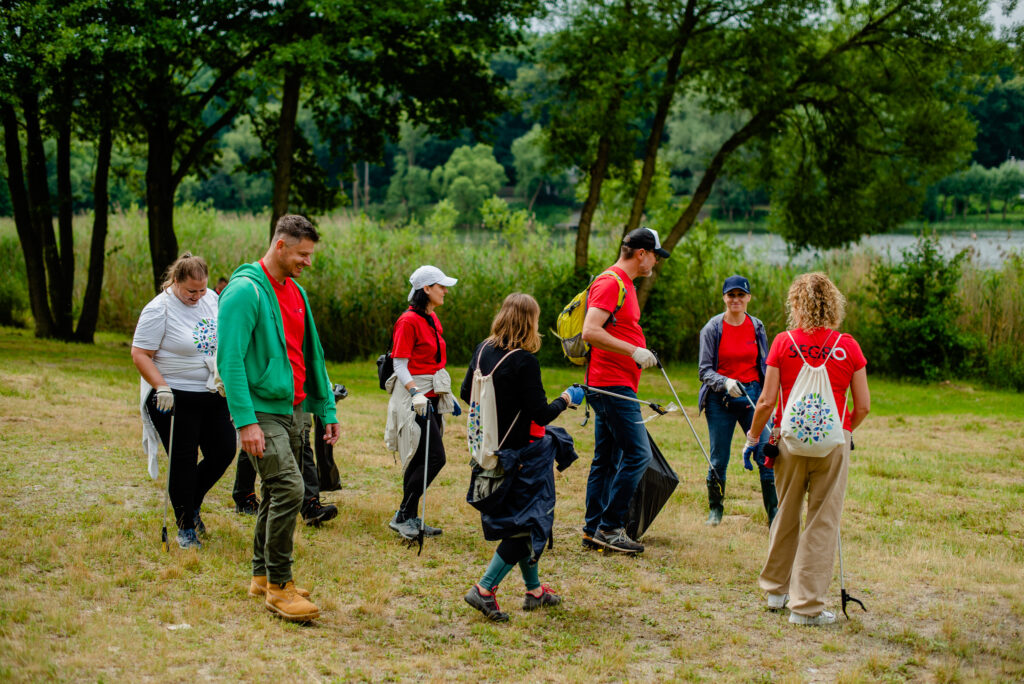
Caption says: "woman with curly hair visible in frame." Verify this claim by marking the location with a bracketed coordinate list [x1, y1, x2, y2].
[744, 272, 870, 626]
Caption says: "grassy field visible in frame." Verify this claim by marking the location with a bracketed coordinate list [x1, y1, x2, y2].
[0, 327, 1022, 682]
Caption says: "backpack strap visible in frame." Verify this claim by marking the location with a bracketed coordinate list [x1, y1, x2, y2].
[475, 345, 522, 452]
[590, 270, 627, 327]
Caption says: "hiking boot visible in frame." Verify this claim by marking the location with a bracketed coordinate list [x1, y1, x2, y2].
[760, 480, 779, 527]
[193, 508, 207, 537]
[235, 494, 259, 515]
[388, 512, 420, 540]
[176, 528, 201, 549]
[302, 498, 338, 527]
[593, 528, 644, 554]
[766, 592, 789, 611]
[706, 479, 724, 526]
[789, 610, 837, 626]
[410, 517, 442, 537]
[464, 584, 510, 622]
[523, 584, 562, 611]
[249, 575, 310, 599]
[265, 581, 320, 622]
[581, 532, 601, 550]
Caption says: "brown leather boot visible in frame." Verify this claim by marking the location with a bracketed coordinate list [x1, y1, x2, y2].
[264, 581, 319, 622]
[249, 575, 310, 598]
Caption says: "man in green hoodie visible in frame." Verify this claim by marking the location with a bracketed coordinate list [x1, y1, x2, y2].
[217, 214, 339, 622]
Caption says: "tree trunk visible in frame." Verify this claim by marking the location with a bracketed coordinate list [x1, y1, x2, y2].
[146, 121, 179, 293]
[2, 103, 54, 337]
[24, 92, 73, 337]
[625, 41, 684, 236]
[270, 67, 302, 239]
[76, 113, 112, 343]
[574, 134, 613, 277]
[56, 111, 76, 327]
[526, 180, 542, 212]
[636, 109, 777, 310]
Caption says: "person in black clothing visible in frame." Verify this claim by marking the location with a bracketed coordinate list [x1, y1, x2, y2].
[459, 293, 583, 622]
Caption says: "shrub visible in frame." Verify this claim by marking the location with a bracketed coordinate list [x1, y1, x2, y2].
[0, 235, 29, 327]
[863, 233, 979, 381]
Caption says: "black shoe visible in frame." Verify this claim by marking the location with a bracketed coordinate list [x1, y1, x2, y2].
[706, 479, 725, 526]
[303, 498, 338, 527]
[523, 584, 562, 611]
[193, 508, 207, 537]
[464, 584, 510, 622]
[235, 494, 259, 515]
[593, 528, 644, 554]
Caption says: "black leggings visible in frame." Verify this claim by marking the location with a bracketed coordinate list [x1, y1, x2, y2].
[147, 389, 236, 530]
[398, 398, 446, 520]
[496, 537, 532, 564]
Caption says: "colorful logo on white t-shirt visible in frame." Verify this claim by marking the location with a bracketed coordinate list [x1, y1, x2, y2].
[193, 318, 217, 355]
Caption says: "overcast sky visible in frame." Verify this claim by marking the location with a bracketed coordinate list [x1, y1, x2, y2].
[989, 0, 1024, 30]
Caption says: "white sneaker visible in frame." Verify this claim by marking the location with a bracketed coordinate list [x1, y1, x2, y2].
[766, 592, 789, 610]
[789, 609, 837, 626]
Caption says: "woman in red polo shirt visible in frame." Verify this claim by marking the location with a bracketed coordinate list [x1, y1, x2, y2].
[697, 275, 775, 526]
[745, 272, 870, 626]
[384, 265, 459, 540]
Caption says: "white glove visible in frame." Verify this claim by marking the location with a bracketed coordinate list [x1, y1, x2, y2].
[724, 378, 743, 398]
[630, 347, 658, 369]
[154, 385, 175, 413]
[411, 391, 429, 416]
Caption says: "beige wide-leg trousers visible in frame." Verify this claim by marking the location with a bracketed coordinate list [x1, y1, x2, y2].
[758, 430, 851, 616]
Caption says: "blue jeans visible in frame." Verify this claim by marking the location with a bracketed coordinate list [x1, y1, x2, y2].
[704, 380, 773, 485]
[583, 387, 653, 535]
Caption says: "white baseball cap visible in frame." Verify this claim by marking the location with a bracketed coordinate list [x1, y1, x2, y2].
[408, 265, 457, 301]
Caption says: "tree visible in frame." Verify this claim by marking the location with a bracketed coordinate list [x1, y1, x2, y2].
[1, 0, 121, 341]
[511, 124, 570, 210]
[430, 144, 508, 224]
[993, 160, 1024, 219]
[538, 0, 997, 307]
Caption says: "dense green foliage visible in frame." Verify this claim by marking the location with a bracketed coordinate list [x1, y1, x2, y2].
[3, 210, 1021, 390]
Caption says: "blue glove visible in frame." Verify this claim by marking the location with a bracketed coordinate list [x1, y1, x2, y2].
[742, 444, 757, 471]
[451, 400, 462, 417]
[563, 385, 584, 408]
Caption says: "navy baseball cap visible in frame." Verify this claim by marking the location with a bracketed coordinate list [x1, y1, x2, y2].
[722, 275, 751, 294]
[623, 226, 670, 258]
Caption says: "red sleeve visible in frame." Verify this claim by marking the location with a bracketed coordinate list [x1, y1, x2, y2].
[766, 333, 788, 368]
[844, 336, 867, 372]
[392, 315, 416, 359]
[588, 274, 621, 312]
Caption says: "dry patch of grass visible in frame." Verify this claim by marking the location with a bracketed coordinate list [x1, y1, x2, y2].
[0, 326, 1022, 682]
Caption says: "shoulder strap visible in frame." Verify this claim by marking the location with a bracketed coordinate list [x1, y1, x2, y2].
[784, 330, 806, 364]
[487, 349, 519, 377]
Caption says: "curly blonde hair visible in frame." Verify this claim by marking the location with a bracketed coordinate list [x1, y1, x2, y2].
[485, 293, 542, 353]
[786, 272, 846, 332]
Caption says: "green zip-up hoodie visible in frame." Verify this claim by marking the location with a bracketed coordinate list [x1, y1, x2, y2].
[216, 261, 337, 429]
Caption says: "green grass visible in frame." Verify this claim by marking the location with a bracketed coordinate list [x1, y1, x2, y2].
[0, 326, 1022, 681]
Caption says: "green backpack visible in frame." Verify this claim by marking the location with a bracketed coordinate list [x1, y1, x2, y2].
[553, 270, 626, 365]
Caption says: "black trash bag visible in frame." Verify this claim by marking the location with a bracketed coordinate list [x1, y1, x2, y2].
[625, 430, 679, 540]
[314, 415, 342, 492]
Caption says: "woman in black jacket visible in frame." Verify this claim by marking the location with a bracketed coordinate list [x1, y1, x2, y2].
[459, 293, 583, 622]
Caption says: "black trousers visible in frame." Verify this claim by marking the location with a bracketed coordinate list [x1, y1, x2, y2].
[147, 389, 236, 530]
[233, 415, 319, 512]
[398, 397, 447, 520]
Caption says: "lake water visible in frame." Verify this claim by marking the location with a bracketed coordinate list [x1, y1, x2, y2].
[723, 230, 1024, 267]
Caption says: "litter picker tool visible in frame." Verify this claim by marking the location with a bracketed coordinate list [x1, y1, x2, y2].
[838, 527, 866, 619]
[654, 357, 724, 498]
[573, 384, 678, 424]
[414, 402, 431, 556]
[160, 410, 175, 553]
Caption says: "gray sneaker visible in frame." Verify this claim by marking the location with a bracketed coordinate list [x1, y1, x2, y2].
[410, 517, 442, 537]
[593, 527, 644, 554]
[789, 609, 837, 626]
[177, 528, 201, 549]
[388, 512, 419, 540]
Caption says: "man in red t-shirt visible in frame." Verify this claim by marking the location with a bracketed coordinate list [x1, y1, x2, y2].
[580, 226, 669, 554]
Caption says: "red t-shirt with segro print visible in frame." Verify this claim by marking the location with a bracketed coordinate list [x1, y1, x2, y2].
[586, 266, 645, 392]
[717, 315, 760, 384]
[260, 260, 306, 406]
[766, 328, 867, 431]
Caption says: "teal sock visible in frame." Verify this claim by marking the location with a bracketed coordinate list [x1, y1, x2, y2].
[479, 552, 516, 591]
[519, 557, 540, 592]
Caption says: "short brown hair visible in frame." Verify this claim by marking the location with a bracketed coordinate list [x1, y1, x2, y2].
[161, 252, 208, 291]
[786, 272, 846, 332]
[485, 293, 542, 353]
[272, 214, 320, 244]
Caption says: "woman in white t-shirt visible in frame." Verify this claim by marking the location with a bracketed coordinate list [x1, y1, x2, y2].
[131, 253, 236, 550]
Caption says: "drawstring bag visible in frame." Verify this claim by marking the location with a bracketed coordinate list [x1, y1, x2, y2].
[779, 331, 847, 458]
[467, 346, 519, 470]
